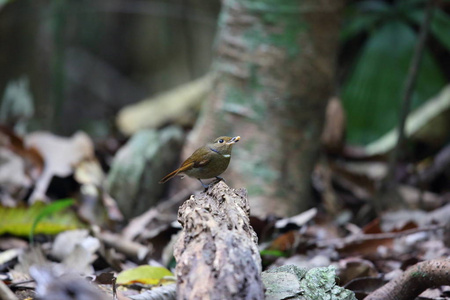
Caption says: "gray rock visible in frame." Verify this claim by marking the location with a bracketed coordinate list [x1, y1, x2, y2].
[106, 126, 183, 219]
[262, 265, 356, 300]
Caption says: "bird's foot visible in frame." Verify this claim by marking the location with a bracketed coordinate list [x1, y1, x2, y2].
[198, 179, 209, 189]
[215, 176, 225, 183]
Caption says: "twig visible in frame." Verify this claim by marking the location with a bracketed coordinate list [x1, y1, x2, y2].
[121, 187, 194, 241]
[375, 0, 436, 213]
[95, 230, 151, 261]
[317, 224, 445, 248]
[385, 0, 436, 186]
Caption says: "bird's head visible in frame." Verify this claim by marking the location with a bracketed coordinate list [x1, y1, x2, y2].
[209, 136, 240, 155]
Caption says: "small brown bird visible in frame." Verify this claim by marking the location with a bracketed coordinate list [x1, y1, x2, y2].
[159, 136, 240, 188]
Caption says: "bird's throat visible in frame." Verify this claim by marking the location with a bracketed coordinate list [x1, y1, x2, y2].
[209, 147, 219, 154]
[209, 147, 230, 158]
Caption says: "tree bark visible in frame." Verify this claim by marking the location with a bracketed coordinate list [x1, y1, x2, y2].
[181, 0, 344, 217]
[174, 181, 264, 300]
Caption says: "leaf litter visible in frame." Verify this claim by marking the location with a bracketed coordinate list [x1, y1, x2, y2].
[1, 110, 450, 300]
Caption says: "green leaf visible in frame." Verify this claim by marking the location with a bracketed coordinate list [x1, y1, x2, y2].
[342, 21, 446, 145]
[404, 5, 450, 65]
[408, 8, 450, 51]
[356, 0, 391, 13]
[395, 0, 425, 13]
[260, 249, 288, 257]
[341, 13, 381, 41]
[30, 198, 76, 243]
[341, 1, 391, 41]
[116, 266, 174, 285]
[0, 200, 84, 237]
[430, 9, 450, 51]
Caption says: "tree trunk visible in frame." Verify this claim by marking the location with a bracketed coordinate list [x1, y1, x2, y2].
[182, 0, 344, 216]
[174, 181, 264, 300]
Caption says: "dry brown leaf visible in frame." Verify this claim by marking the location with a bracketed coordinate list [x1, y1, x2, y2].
[0, 125, 44, 176]
[267, 231, 300, 252]
[337, 219, 419, 256]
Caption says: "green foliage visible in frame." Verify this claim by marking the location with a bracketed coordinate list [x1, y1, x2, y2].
[0, 199, 84, 238]
[260, 249, 288, 257]
[342, 0, 449, 145]
[29, 198, 77, 242]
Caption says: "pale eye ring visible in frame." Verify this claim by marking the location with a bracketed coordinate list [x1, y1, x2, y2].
[218, 139, 224, 143]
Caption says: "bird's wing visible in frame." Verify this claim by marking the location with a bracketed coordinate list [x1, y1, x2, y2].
[159, 149, 213, 184]
[181, 149, 213, 169]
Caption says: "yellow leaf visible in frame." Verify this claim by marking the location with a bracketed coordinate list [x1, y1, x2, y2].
[0, 201, 84, 237]
[116, 266, 173, 285]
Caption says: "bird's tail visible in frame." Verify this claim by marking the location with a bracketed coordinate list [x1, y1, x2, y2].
[159, 169, 180, 184]
[159, 163, 193, 184]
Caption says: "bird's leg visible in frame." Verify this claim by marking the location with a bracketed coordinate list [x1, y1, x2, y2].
[198, 178, 209, 189]
[215, 176, 225, 183]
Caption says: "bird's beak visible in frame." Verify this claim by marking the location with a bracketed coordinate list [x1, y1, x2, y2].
[227, 136, 241, 145]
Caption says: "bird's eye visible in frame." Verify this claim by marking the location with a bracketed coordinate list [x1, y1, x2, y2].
[218, 139, 224, 143]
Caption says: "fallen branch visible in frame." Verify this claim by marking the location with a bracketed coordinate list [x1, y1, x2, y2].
[174, 181, 264, 299]
[95, 230, 151, 261]
[317, 224, 445, 248]
[364, 259, 450, 300]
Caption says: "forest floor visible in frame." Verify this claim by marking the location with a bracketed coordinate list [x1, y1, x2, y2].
[1, 124, 450, 300]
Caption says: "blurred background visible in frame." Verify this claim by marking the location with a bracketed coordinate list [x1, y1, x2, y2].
[2, 0, 450, 217]
[1, 0, 449, 144]
[2, 1, 450, 298]
[0, 0, 220, 136]
[2, 0, 450, 215]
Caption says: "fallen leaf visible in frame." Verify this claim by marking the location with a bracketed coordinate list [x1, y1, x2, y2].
[338, 257, 378, 285]
[0, 201, 85, 237]
[275, 208, 317, 229]
[74, 158, 104, 186]
[51, 229, 100, 262]
[116, 265, 173, 286]
[397, 185, 442, 210]
[24, 131, 94, 202]
[30, 265, 109, 300]
[116, 74, 212, 135]
[267, 231, 300, 253]
[0, 125, 44, 177]
[344, 277, 387, 299]
[0, 147, 32, 204]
